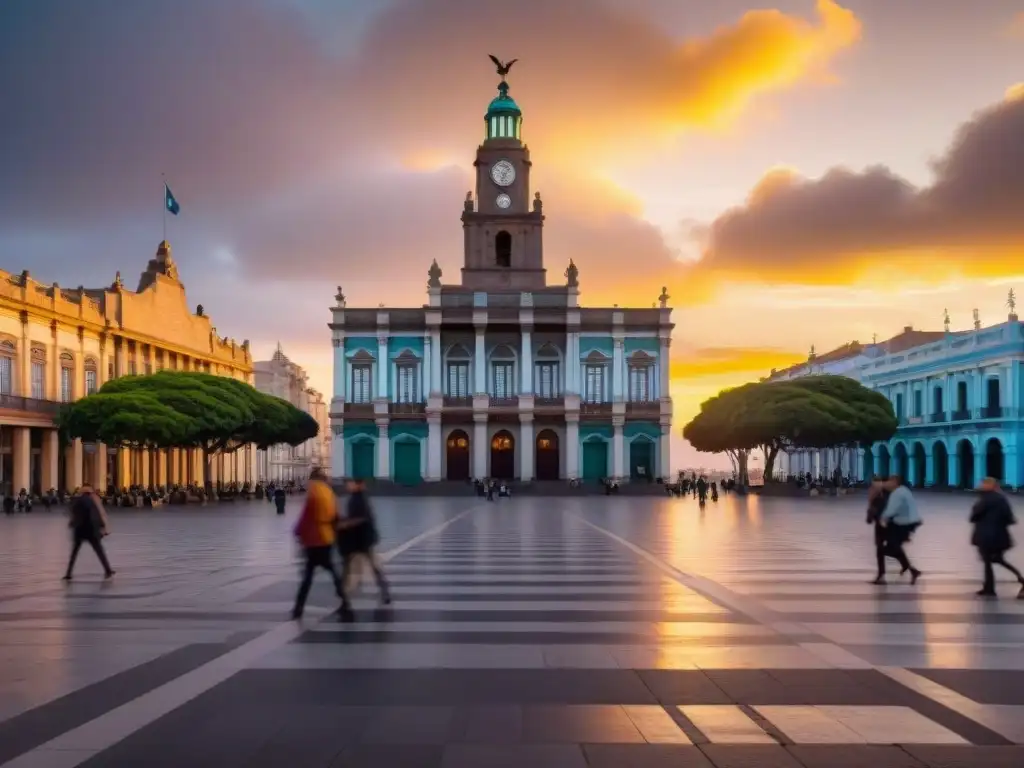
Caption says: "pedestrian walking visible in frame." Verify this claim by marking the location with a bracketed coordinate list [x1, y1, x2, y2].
[336, 478, 391, 620]
[876, 475, 923, 585]
[291, 468, 344, 620]
[62, 484, 115, 581]
[971, 477, 1024, 599]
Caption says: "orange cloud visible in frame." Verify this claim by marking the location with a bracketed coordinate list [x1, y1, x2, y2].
[694, 93, 1024, 289]
[1007, 83, 1024, 101]
[1008, 12, 1024, 39]
[672, 346, 805, 380]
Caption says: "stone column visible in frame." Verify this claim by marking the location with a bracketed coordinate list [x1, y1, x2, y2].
[375, 422, 390, 480]
[659, 336, 671, 401]
[157, 449, 168, 487]
[473, 414, 488, 479]
[659, 423, 671, 480]
[115, 337, 126, 377]
[427, 415, 442, 481]
[93, 445, 107, 491]
[421, 337, 430, 401]
[12, 427, 30, 493]
[332, 338, 346, 402]
[564, 331, 577, 394]
[566, 415, 580, 480]
[18, 320, 31, 397]
[947, 447, 959, 488]
[430, 328, 442, 394]
[330, 425, 345, 480]
[66, 439, 83, 492]
[612, 417, 625, 480]
[519, 414, 534, 481]
[520, 326, 532, 395]
[908, 452, 919, 488]
[49, 324, 60, 402]
[474, 325, 486, 395]
[376, 334, 389, 400]
[612, 338, 625, 402]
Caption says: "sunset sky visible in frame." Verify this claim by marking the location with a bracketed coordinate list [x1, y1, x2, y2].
[2, 0, 1022, 470]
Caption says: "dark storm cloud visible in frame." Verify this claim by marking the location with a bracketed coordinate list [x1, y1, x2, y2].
[702, 94, 1024, 274]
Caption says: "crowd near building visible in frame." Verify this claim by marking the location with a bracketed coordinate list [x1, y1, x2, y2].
[254, 344, 331, 482]
[328, 72, 673, 484]
[774, 301, 1024, 489]
[0, 241, 255, 496]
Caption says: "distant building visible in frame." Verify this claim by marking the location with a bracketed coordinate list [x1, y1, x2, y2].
[0, 241, 255, 495]
[254, 345, 329, 482]
[328, 70, 673, 484]
[773, 314, 1024, 489]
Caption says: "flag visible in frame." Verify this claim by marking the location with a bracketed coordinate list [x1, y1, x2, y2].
[164, 183, 180, 216]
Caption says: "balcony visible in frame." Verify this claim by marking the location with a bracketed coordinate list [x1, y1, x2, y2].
[0, 394, 62, 418]
[389, 402, 425, 417]
[580, 402, 612, 416]
[443, 395, 473, 408]
[951, 409, 971, 421]
[343, 402, 374, 417]
[928, 412, 946, 423]
[489, 396, 519, 410]
[533, 396, 565, 413]
[626, 400, 660, 416]
[978, 406, 1006, 419]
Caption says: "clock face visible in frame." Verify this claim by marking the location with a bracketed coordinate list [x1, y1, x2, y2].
[490, 160, 516, 187]
[496, 193, 511, 209]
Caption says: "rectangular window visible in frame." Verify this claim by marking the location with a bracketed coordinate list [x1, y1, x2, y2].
[31, 362, 45, 399]
[86, 369, 98, 395]
[535, 362, 560, 398]
[351, 365, 372, 403]
[584, 365, 605, 403]
[913, 389, 922, 417]
[397, 364, 418, 403]
[60, 367, 73, 403]
[447, 363, 469, 397]
[629, 366, 650, 401]
[108, 361, 115, 380]
[492, 362, 514, 398]
[0, 357, 11, 395]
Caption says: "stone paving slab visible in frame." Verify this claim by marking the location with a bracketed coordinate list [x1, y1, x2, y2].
[3, 495, 1024, 767]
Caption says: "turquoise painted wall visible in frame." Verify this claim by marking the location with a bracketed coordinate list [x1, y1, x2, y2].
[344, 337, 378, 355]
[391, 422, 428, 440]
[343, 424, 376, 439]
[580, 424, 612, 440]
[624, 338, 659, 354]
[579, 338, 613, 358]
[388, 336, 424, 358]
[624, 422, 660, 439]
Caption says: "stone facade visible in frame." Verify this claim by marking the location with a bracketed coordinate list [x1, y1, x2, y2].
[254, 345, 330, 482]
[774, 317, 1024, 489]
[0, 241, 255, 495]
[328, 75, 673, 484]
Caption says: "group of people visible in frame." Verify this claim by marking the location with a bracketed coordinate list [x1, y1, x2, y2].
[867, 474, 1024, 598]
[292, 470, 391, 621]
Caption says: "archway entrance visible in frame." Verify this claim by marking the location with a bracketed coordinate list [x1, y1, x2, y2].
[893, 443, 909, 482]
[393, 438, 422, 485]
[490, 430, 515, 479]
[446, 429, 470, 481]
[862, 446, 873, 481]
[986, 438, 1004, 482]
[933, 442, 949, 488]
[956, 439, 974, 489]
[582, 438, 608, 482]
[629, 437, 654, 481]
[535, 430, 559, 480]
[912, 442, 927, 488]
[877, 445, 891, 478]
[350, 439, 375, 480]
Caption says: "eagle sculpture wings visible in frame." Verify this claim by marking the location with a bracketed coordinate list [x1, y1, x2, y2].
[489, 55, 518, 78]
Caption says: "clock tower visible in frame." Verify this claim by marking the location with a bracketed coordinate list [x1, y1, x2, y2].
[461, 73, 546, 290]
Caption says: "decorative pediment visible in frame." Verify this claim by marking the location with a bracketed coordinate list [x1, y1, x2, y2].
[535, 342, 560, 359]
[395, 349, 420, 363]
[490, 343, 516, 360]
[0, 340, 14, 352]
[584, 350, 610, 364]
[629, 350, 656, 365]
[447, 343, 472, 359]
[349, 349, 375, 363]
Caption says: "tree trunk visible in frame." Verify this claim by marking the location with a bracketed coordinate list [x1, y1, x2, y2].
[762, 444, 779, 482]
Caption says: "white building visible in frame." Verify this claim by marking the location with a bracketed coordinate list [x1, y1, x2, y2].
[254, 345, 329, 482]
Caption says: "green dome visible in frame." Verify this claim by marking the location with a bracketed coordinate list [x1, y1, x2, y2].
[484, 82, 522, 141]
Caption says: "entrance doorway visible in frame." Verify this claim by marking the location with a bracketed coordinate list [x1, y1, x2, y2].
[490, 430, 515, 479]
[446, 429, 470, 480]
[912, 442, 927, 487]
[350, 439, 375, 480]
[986, 438, 1004, 482]
[582, 439, 608, 482]
[933, 442, 949, 487]
[956, 439, 974, 489]
[893, 443, 909, 482]
[393, 439, 421, 485]
[535, 430, 559, 480]
[629, 437, 654, 481]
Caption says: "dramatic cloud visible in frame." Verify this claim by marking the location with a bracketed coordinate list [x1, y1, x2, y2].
[698, 92, 1024, 285]
[0, 0, 860, 300]
[671, 346, 805, 380]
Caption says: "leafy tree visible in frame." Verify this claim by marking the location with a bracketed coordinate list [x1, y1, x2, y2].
[60, 371, 319, 482]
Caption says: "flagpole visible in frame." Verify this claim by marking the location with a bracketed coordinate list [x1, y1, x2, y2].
[161, 173, 167, 241]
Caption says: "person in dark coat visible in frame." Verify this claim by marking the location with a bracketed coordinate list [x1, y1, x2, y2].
[866, 479, 895, 584]
[971, 477, 1024, 598]
[336, 479, 391, 618]
[273, 486, 287, 515]
[63, 484, 115, 581]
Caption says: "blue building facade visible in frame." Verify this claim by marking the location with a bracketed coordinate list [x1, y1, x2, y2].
[777, 318, 1024, 489]
[327, 70, 674, 484]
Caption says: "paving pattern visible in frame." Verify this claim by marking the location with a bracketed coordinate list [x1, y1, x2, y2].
[0, 492, 1023, 767]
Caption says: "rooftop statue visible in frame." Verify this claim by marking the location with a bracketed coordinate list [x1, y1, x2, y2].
[488, 55, 518, 80]
[565, 259, 578, 288]
[428, 259, 443, 289]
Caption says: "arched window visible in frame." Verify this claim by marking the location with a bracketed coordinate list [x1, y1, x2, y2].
[445, 343, 472, 398]
[534, 343, 561, 399]
[495, 231, 512, 268]
[59, 352, 75, 403]
[489, 344, 517, 399]
[84, 357, 99, 395]
[0, 340, 15, 395]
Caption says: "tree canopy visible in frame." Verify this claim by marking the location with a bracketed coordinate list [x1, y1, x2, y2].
[59, 371, 319, 468]
[682, 375, 897, 483]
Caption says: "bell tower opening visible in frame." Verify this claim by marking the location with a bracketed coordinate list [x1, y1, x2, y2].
[495, 231, 511, 267]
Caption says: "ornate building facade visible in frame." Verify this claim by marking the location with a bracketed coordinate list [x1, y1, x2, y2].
[0, 241, 255, 495]
[774, 309, 1024, 489]
[328, 72, 673, 484]
[254, 345, 330, 482]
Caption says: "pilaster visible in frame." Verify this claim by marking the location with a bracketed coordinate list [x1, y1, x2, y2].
[375, 421, 390, 480]
[12, 427, 30, 493]
[473, 414, 488, 479]
[330, 421, 346, 480]
[566, 415, 580, 480]
[519, 413, 534, 481]
[612, 415, 625, 481]
[427, 415, 442, 481]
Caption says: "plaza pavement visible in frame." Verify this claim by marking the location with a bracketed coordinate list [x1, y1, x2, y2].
[0, 493, 1023, 767]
